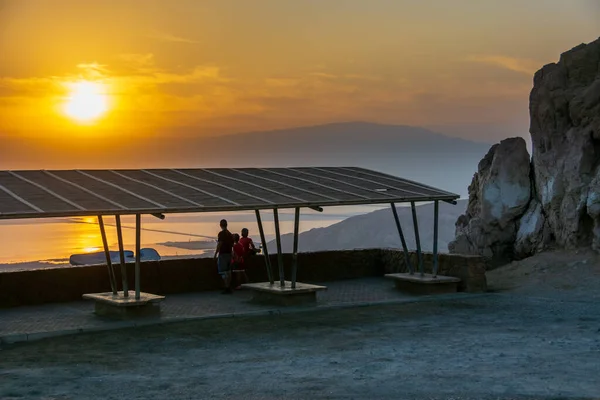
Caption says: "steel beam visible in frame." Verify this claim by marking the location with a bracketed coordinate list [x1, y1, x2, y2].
[273, 208, 285, 287]
[255, 210, 274, 285]
[98, 215, 117, 294]
[410, 202, 424, 276]
[391, 203, 413, 274]
[291, 207, 300, 288]
[135, 214, 141, 300]
[115, 215, 129, 297]
[433, 200, 439, 277]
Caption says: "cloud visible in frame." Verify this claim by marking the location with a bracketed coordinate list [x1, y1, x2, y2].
[0, 56, 228, 106]
[307, 72, 382, 82]
[342, 74, 382, 82]
[148, 31, 200, 44]
[75, 63, 109, 79]
[0, 76, 61, 96]
[309, 72, 338, 79]
[152, 66, 226, 84]
[265, 78, 301, 88]
[118, 54, 155, 67]
[0, 62, 116, 98]
[0, 53, 535, 138]
[466, 55, 541, 75]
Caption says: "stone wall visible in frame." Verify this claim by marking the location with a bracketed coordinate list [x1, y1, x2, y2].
[0, 249, 487, 308]
[379, 249, 488, 293]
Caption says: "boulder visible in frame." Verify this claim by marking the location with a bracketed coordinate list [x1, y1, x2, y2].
[529, 38, 600, 248]
[514, 200, 552, 258]
[449, 137, 532, 267]
[450, 37, 600, 266]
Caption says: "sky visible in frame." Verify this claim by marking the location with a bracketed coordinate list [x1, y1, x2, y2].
[0, 0, 598, 151]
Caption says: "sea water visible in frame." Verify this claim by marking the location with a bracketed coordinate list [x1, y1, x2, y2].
[0, 205, 384, 271]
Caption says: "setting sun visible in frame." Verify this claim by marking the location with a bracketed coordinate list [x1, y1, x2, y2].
[63, 81, 109, 123]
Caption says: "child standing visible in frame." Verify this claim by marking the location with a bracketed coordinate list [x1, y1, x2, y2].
[231, 233, 249, 290]
[239, 228, 258, 257]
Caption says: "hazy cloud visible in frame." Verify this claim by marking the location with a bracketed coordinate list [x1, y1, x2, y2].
[343, 74, 382, 82]
[152, 66, 226, 84]
[0, 76, 61, 96]
[75, 63, 109, 79]
[309, 72, 338, 79]
[0, 58, 227, 103]
[0, 54, 535, 140]
[466, 55, 542, 75]
[148, 31, 200, 44]
[118, 54, 155, 67]
[265, 78, 301, 88]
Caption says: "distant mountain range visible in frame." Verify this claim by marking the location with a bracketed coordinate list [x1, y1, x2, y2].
[267, 199, 467, 254]
[178, 122, 490, 197]
[1, 122, 491, 197]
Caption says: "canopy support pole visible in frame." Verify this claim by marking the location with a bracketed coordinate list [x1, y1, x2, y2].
[391, 203, 413, 274]
[115, 215, 129, 297]
[135, 214, 141, 300]
[273, 208, 285, 287]
[432, 200, 439, 278]
[255, 210, 274, 285]
[291, 207, 300, 289]
[98, 215, 117, 295]
[410, 201, 424, 276]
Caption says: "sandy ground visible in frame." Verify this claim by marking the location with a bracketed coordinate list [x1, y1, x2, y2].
[1, 250, 600, 400]
[486, 248, 600, 301]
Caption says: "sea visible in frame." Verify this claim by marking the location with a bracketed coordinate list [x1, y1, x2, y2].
[0, 205, 385, 271]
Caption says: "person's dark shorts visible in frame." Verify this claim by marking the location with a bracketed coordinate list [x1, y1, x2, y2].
[217, 254, 232, 277]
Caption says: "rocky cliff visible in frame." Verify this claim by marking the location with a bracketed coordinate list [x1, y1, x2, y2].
[449, 37, 600, 267]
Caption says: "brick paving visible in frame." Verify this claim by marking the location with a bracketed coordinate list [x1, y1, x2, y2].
[1, 277, 445, 344]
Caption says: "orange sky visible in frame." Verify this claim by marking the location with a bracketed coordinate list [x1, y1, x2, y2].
[0, 0, 598, 144]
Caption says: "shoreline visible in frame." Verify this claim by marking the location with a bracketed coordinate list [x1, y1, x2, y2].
[0, 252, 211, 272]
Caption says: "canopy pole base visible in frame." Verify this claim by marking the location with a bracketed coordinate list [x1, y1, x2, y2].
[83, 291, 165, 319]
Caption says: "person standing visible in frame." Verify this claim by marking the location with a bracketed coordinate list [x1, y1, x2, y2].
[214, 219, 234, 294]
[239, 228, 258, 257]
[231, 233, 249, 290]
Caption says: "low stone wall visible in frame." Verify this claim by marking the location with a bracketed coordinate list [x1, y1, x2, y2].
[379, 249, 488, 293]
[0, 249, 487, 308]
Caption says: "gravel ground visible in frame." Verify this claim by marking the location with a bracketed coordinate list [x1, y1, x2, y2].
[1, 251, 600, 400]
[486, 249, 600, 302]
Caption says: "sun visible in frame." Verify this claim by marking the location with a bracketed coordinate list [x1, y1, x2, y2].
[63, 81, 109, 123]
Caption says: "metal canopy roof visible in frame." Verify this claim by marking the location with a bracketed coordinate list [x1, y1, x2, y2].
[0, 167, 459, 220]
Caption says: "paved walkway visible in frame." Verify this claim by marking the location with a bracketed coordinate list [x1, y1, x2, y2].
[1, 277, 476, 344]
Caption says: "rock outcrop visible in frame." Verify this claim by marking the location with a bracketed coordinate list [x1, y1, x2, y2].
[448, 138, 532, 267]
[449, 37, 600, 267]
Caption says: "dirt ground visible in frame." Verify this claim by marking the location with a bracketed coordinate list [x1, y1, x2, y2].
[486, 248, 600, 301]
[1, 250, 600, 400]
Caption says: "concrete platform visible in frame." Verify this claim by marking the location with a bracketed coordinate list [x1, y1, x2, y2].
[82, 291, 165, 319]
[385, 273, 461, 295]
[242, 281, 327, 306]
[1, 278, 485, 345]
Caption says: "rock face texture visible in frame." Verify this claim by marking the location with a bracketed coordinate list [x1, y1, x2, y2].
[449, 37, 600, 267]
[448, 138, 532, 267]
[530, 39, 600, 250]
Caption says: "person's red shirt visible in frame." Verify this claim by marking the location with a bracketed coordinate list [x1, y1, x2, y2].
[233, 242, 245, 266]
[239, 237, 254, 256]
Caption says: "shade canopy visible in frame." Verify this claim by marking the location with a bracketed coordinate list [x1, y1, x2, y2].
[0, 167, 459, 220]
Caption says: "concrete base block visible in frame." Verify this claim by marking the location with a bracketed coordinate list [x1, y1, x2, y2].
[385, 273, 460, 295]
[242, 281, 326, 306]
[83, 291, 165, 319]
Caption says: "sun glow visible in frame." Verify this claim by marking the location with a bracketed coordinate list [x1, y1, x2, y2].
[63, 81, 109, 123]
